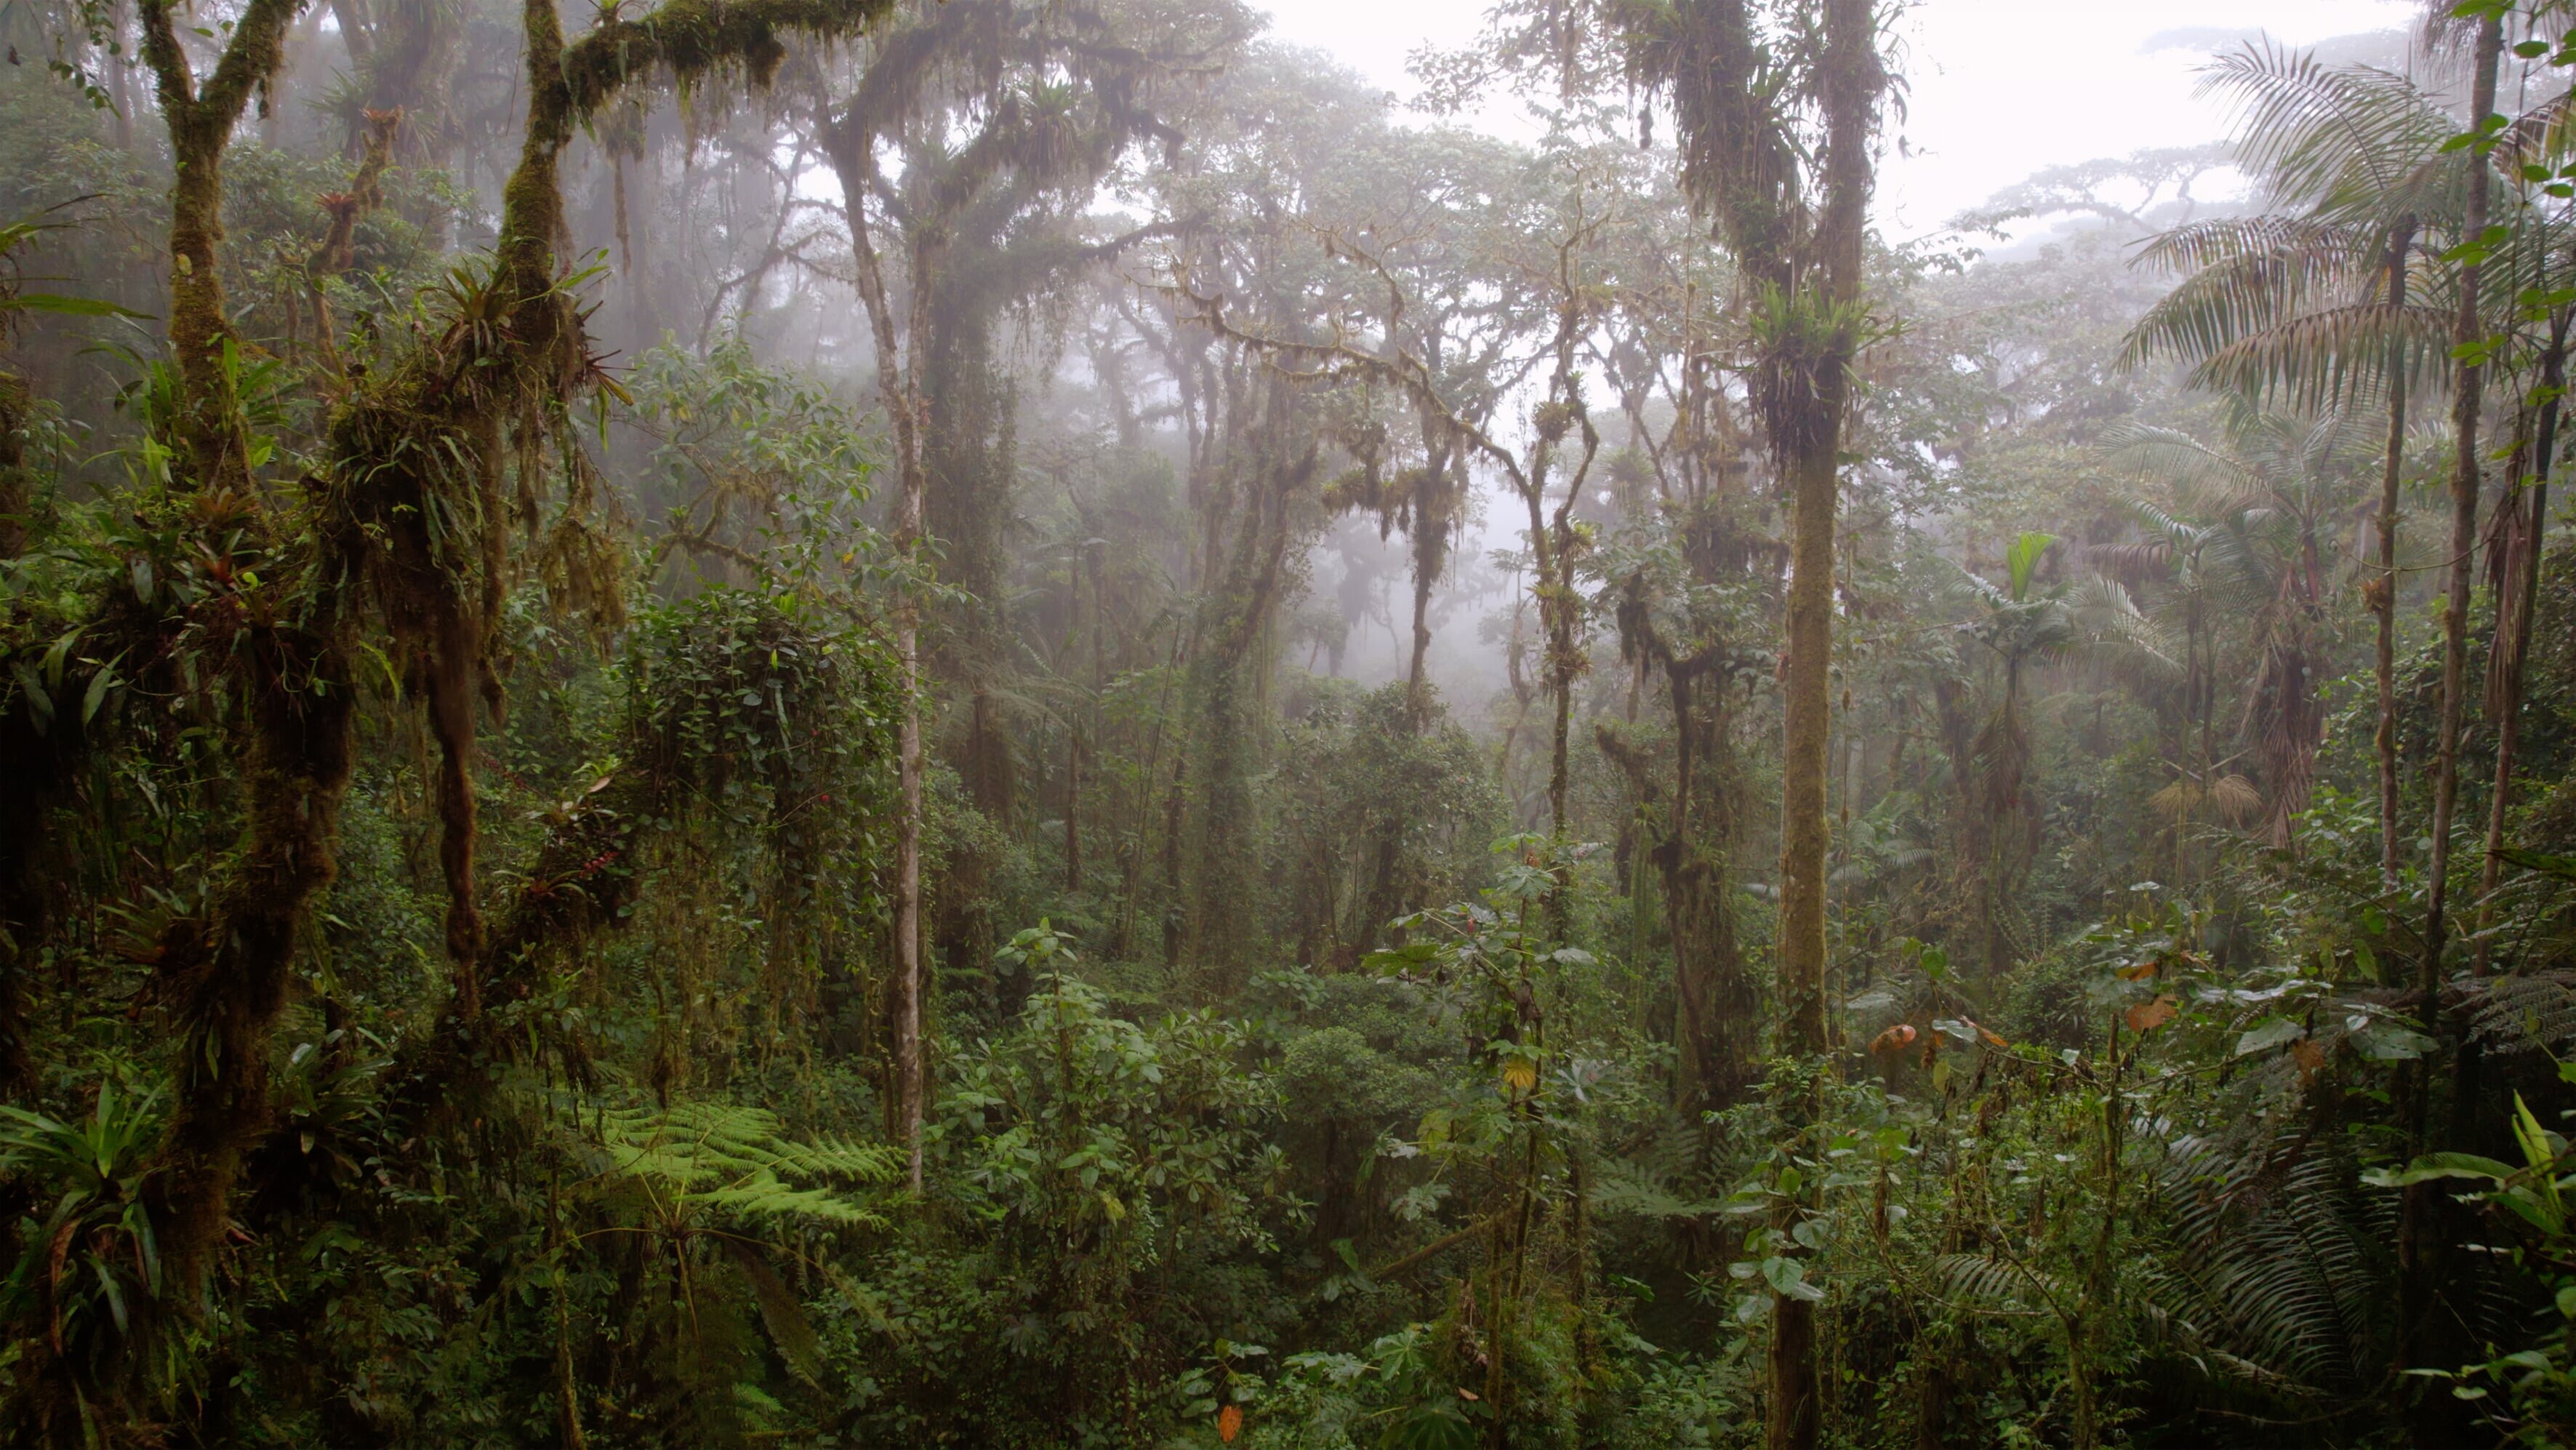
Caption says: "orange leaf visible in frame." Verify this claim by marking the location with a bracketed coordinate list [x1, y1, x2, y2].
[2123, 995, 2178, 1033]
[1870, 1023, 1919, 1054]
[2114, 959, 2159, 981]
[1218, 1404, 1243, 1443]
[2291, 1037, 2326, 1078]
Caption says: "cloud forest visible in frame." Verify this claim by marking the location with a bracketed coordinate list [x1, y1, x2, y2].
[2, 0, 2575, 1444]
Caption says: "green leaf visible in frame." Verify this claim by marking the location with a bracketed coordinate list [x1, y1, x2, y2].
[2352, 1021, 2436, 1062]
[2234, 1017, 2306, 1057]
[2496, 847, 2576, 882]
[79, 665, 114, 726]
[1760, 1256, 1825, 1302]
[4, 292, 148, 319]
[2005, 532, 2055, 602]
[2360, 1152, 2519, 1188]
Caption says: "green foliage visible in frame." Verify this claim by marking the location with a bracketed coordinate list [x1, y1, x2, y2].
[8, 0, 2576, 1443]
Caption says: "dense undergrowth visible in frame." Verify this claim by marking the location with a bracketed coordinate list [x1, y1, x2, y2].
[4, 0, 2576, 1445]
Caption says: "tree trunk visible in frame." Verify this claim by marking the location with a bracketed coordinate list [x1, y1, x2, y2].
[1065, 729, 1083, 894]
[2376, 216, 2416, 893]
[138, 0, 304, 495]
[2473, 313, 2564, 974]
[892, 256, 933, 1193]
[126, 0, 346, 1302]
[830, 128, 930, 1192]
[2399, 7, 2500, 1385]
[1768, 1, 1882, 1444]
[894, 606, 924, 1190]
[1670, 668, 1758, 1112]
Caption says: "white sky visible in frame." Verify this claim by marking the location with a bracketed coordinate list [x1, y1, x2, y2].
[1256, 0, 2423, 234]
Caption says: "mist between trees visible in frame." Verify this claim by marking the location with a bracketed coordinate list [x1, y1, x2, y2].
[1, 0, 2574, 1445]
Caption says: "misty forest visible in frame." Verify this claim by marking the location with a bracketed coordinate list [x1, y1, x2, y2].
[9, 0, 2576, 1443]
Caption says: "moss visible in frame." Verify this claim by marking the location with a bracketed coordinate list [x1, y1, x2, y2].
[148, 604, 358, 1294]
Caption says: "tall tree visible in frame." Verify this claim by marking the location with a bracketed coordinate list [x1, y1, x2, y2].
[2402, 1, 2503, 1386]
[2122, 42, 2465, 892]
[819, 0, 1246, 1168]
[1624, 0, 1887, 1442]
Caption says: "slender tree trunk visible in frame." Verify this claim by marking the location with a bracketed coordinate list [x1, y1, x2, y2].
[2400, 8, 2501, 1383]
[892, 249, 935, 1191]
[894, 604, 923, 1189]
[1065, 729, 1083, 894]
[2473, 313, 2564, 974]
[0, 369, 27, 560]
[1768, 4, 1882, 1446]
[1671, 667, 1757, 1110]
[831, 130, 930, 1192]
[2377, 216, 2417, 893]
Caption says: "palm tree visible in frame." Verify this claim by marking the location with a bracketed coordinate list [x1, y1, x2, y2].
[2105, 407, 2376, 852]
[1946, 532, 2077, 974]
[2122, 39, 2476, 890]
[2093, 500, 2244, 882]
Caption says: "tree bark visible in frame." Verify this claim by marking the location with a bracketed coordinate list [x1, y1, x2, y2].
[828, 127, 928, 1191]
[2473, 313, 2564, 974]
[2399, 7, 2501, 1385]
[1768, 1, 1882, 1444]
[2376, 216, 2416, 894]
[137, 0, 306, 495]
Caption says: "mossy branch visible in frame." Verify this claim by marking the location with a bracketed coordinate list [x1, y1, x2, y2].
[135, 0, 308, 126]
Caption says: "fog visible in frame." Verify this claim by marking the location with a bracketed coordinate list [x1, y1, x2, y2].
[2, 0, 2567, 1441]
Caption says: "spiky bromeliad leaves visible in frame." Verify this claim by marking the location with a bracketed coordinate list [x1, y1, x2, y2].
[0, 1084, 165, 1440]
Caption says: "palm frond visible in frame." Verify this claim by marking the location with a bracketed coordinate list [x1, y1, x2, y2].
[2101, 423, 2257, 494]
[2468, 971, 2576, 1057]
[2154, 1134, 2387, 1393]
[2120, 235, 2379, 377]
[2067, 573, 2181, 678]
[1935, 1253, 2059, 1318]
[2188, 302, 2451, 412]
[2199, 41, 2458, 221]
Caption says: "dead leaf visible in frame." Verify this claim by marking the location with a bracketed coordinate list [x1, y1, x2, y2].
[2124, 995, 2178, 1033]
[2291, 1037, 2326, 1078]
[1219, 1404, 1243, 1443]
[1870, 1023, 1919, 1054]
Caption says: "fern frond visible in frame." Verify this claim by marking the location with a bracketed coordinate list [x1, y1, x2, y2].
[2468, 972, 2576, 1057]
[587, 1100, 902, 1225]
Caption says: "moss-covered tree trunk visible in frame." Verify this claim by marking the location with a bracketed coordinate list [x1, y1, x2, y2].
[140, 0, 907, 1295]
[137, 0, 305, 496]
[1670, 664, 1757, 1112]
[1766, 0, 1883, 1442]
